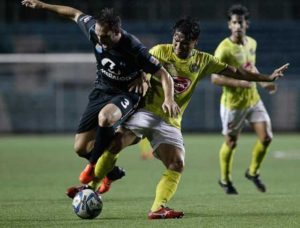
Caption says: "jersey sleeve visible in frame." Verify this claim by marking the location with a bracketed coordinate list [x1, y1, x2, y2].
[149, 45, 169, 66]
[202, 53, 227, 76]
[77, 14, 96, 41]
[149, 45, 159, 56]
[133, 40, 161, 74]
[214, 43, 228, 63]
[251, 38, 257, 64]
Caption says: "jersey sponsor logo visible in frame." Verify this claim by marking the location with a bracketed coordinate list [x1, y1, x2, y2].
[99, 69, 132, 81]
[121, 98, 130, 109]
[101, 58, 121, 75]
[173, 76, 191, 94]
[189, 63, 200, 73]
[243, 62, 253, 71]
[99, 58, 137, 81]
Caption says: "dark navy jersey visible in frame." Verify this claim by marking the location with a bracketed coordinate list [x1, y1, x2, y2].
[77, 14, 161, 92]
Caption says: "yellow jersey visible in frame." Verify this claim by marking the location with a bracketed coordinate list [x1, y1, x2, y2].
[214, 36, 260, 109]
[143, 44, 227, 129]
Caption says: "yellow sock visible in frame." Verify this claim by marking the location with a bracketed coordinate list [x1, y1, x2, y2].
[249, 140, 269, 176]
[89, 151, 119, 190]
[219, 142, 235, 183]
[139, 138, 151, 153]
[150, 169, 181, 212]
[139, 138, 152, 156]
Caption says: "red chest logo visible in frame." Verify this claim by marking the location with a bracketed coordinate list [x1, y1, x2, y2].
[243, 62, 253, 71]
[173, 76, 191, 94]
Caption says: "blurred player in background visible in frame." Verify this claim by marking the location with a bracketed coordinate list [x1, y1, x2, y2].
[211, 4, 279, 194]
[67, 17, 288, 219]
[21, 0, 179, 184]
[139, 138, 153, 160]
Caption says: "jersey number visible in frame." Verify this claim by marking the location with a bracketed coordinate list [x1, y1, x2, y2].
[121, 98, 130, 109]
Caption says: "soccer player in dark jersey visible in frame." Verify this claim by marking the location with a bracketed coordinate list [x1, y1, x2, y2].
[22, 0, 180, 184]
[66, 18, 288, 219]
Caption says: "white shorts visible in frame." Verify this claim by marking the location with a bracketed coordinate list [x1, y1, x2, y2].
[123, 109, 185, 153]
[220, 100, 273, 137]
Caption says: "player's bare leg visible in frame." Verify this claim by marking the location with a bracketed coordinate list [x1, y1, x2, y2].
[79, 103, 122, 184]
[94, 127, 139, 193]
[74, 130, 96, 160]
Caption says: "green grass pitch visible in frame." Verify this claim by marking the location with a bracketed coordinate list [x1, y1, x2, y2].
[0, 134, 299, 227]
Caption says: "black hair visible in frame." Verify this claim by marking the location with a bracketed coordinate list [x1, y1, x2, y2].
[173, 17, 201, 41]
[95, 8, 121, 32]
[227, 4, 250, 21]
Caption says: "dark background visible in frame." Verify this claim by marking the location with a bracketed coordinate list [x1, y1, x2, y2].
[0, 0, 299, 133]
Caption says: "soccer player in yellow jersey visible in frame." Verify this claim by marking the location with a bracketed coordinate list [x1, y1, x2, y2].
[67, 18, 288, 219]
[211, 4, 278, 194]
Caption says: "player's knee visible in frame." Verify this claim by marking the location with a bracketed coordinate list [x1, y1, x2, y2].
[168, 159, 185, 173]
[226, 140, 237, 149]
[74, 142, 88, 157]
[98, 112, 115, 127]
[262, 135, 272, 146]
[225, 135, 238, 149]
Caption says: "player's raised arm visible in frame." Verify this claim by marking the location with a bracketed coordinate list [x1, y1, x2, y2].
[21, 0, 83, 22]
[154, 67, 180, 118]
[219, 63, 289, 82]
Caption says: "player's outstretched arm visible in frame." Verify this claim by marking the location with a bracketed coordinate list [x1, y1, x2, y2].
[259, 82, 278, 94]
[21, 0, 83, 22]
[154, 67, 180, 118]
[253, 65, 278, 94]
[211, 74, 253, 88]
[220, 63, 289, 82]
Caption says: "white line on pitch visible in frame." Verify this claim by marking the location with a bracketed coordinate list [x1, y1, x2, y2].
[273, 151, 300, 159]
